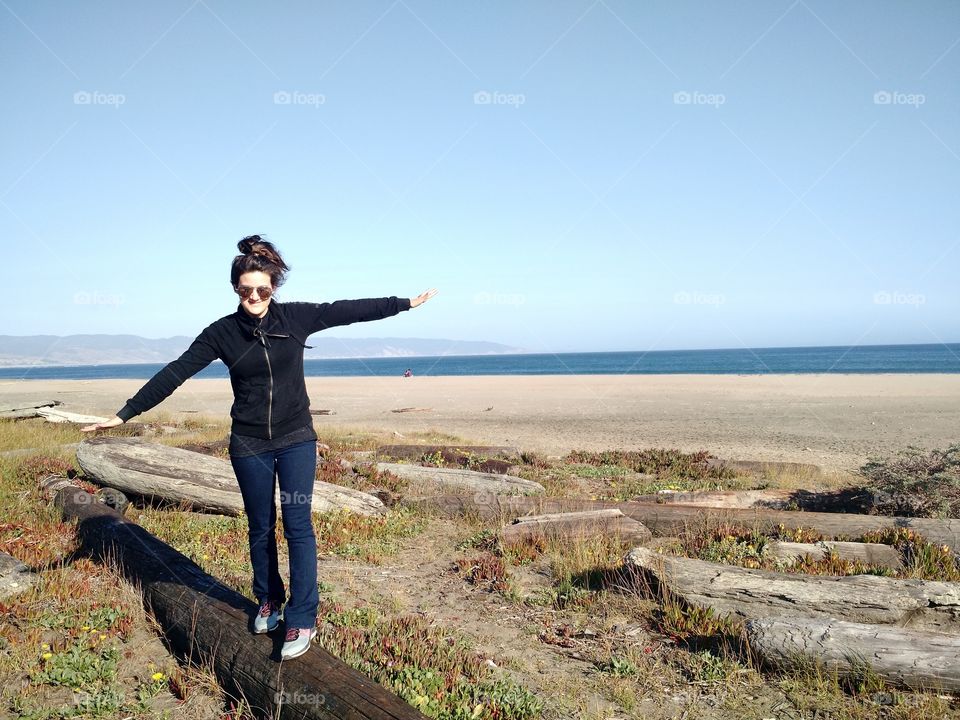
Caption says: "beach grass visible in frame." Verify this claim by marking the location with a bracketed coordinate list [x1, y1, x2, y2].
[2, 415, 958, 719]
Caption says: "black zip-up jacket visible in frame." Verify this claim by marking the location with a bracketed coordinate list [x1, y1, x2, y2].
[116, 296, 412, 439]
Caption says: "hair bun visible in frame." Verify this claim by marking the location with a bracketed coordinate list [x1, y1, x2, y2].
[238, 235, 265, 256]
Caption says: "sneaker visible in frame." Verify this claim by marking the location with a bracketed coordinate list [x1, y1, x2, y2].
[253, 600, 280, 634]
[280, 626, 317, 660]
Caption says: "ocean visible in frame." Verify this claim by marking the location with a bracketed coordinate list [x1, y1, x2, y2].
[1, 343, 958, 380]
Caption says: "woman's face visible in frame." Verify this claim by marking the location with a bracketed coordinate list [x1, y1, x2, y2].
[236, 271, 274, 318]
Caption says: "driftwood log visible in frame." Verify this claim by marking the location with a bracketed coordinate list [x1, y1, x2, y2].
[623, 547, 960, 634]
[376, 445, 522, 462]
[378, 463, 544, 496]
[39, 476, 427, 720]
[746, 617, 960, 693]
[404, 495, 960, 553]
[0, 399, 62, 420]
[77, 437, 385, 516]
[501, 509, 652, 546]
[632, 489, 795, 509]
[767, 540, 903, 569]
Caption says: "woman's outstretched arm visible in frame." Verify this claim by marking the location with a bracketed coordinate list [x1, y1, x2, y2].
[81, 325, 221, 432]
[291, 288, 438, 335]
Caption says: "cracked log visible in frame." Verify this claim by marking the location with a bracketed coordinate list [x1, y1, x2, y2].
[77, 436, 385, 516]
[501, 509, 653, 546]
[623, 546, 960, 634]
[403, 495, 960, 553]
[746, 617, 960, 693]
[379, 463, 544, 496]
[38, 475, 427, 720]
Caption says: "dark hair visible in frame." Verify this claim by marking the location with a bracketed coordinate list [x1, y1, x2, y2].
[230, 235, 290, 289]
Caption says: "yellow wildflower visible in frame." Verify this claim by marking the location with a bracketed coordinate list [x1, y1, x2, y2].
[151, 671, 165, 682]
[41, 652, 52, 660]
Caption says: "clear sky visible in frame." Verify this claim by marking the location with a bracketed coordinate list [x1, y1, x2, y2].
[3, 1, 957, 354]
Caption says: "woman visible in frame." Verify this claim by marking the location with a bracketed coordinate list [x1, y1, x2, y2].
[81, 236, 437, 660]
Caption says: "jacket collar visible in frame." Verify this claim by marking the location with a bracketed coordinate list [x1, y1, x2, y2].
[234, 300, 290, 346]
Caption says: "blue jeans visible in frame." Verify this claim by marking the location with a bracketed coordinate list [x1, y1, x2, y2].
[230, 440, 319, 630]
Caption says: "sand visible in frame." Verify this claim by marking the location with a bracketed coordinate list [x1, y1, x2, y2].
[3, 374, 958, 472]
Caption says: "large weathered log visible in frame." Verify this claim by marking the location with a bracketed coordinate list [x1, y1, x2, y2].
[376, 444, 522, 462]
[501, 509, 652, 546]
[404, 495, 960, 553]
[0, 399, 61, 420]
[379, 463, 544, 496]
[77, 437, 385, 516]
[623, 547, 960, 634]
[39, 476, 427, 720]
[767, 541, 902, 569]
[746, 617, 960, 693]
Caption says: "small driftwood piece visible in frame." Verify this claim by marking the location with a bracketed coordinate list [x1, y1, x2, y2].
[378, 462, 544, 496]
[502, 509, 652, 546]
[623, 547, 960, 634]
[746, 617, 960, 693]
[77, 437, 385, 516]
[767, 541, 902, 569]
[38, 476, 427, 720]
[36, 408, 110, 424]
[0, 399, 62, 420]
[404, 496, 960, 553]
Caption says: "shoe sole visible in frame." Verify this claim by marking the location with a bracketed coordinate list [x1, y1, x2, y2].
[252, 622, 278, 634]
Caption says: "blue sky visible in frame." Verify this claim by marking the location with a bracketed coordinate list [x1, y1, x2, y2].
[3, 1, 957, 353]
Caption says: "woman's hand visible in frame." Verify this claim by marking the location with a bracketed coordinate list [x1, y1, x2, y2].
[80, 416, 125, 433]
[410, 288, 438, 308]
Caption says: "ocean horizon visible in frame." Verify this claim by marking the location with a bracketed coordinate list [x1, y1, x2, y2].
[1, 343, 958, 380]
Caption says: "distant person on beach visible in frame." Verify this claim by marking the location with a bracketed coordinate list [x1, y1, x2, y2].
[81, 235, 437, 660]
[403, 368, 412, 377]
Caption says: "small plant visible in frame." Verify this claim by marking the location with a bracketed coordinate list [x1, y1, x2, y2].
[455, 553, 510, 593]
[598, 654, 640, 677]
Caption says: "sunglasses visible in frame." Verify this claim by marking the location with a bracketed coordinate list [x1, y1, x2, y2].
[235, 285, 274, 300]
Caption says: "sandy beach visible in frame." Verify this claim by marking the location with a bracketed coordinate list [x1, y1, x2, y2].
[4, 373, 958, 472]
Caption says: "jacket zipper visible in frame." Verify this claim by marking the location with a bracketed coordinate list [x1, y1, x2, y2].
[263, 343, 273, 439]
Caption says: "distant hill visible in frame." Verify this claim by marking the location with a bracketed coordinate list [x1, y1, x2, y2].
[0, 334, 524, 367]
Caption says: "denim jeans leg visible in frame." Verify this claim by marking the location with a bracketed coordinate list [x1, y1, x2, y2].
[274, 439, 319, 630]
[231, 451, 286, 608]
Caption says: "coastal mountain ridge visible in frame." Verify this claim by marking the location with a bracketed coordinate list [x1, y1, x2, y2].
[0, 334, 523, 367]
